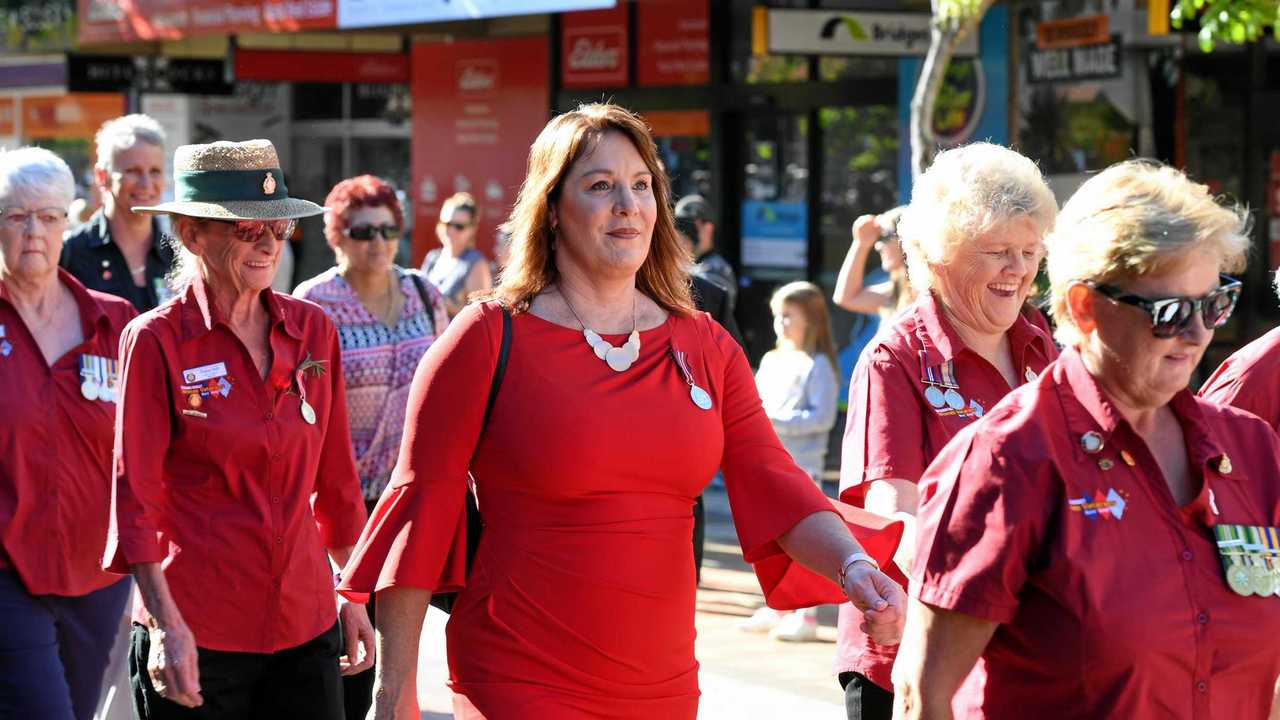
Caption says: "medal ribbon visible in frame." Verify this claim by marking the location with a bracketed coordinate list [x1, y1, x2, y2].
[670, 347, 697, 389]
[294, 366, 310, 409]
[917, 350, 959, 389]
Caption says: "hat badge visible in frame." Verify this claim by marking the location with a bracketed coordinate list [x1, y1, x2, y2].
[262, 172, 276, 195]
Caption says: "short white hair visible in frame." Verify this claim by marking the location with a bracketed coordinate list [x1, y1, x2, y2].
[1046, 159, 1250, 347]
[0, 146, 76, 209]
[95, 114, 166, 172]
[899, 142, 1057, 292]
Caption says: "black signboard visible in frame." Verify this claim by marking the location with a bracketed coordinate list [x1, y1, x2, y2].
[67, 54, 234, 95]
[67, 54, 140, 93]
[1026, 36, 1123, 84]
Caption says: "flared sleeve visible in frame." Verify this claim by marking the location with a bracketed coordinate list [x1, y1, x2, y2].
[337, 303, 500, 603]
[706, 318, 903, 610]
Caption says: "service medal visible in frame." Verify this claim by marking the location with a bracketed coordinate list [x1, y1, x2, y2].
[1227, 564, 1254, 596]
[924, 385, 945, 408]
[944, 388, 964, 411]
[80, 379, 100, 401]
[1252, 564, 1277, 596]
[690, 385, 713, 411]
[300, 399, 317, 425]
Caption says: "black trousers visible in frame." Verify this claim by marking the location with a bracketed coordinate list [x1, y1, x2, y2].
[130, 622, 344, 720]
[840, 671, 894, 720]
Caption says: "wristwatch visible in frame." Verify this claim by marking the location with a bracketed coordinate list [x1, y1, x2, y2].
[838, 551, 880, 589]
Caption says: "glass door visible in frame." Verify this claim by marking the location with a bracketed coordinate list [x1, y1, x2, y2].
[736, 112, 810, 363]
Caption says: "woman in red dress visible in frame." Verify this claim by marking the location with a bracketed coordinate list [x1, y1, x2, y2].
[339, 103, 908, 719]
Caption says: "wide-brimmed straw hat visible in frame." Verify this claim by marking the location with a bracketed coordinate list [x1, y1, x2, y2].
[132, 139, 322, 221]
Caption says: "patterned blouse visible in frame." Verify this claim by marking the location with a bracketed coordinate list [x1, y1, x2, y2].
[294, 266, 450, 501]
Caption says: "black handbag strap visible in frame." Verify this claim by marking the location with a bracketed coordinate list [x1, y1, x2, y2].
[408, 271, 440, 336]
[483, 304, 512, 428]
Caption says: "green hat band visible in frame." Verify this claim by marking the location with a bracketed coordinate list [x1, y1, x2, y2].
[175, 169, 288, 202]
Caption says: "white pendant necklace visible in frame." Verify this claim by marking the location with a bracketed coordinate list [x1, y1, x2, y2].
[561, 288, 641, 372]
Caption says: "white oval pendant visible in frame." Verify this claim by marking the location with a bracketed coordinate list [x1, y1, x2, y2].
[690, 385, 713, 410]
[300, 399, 317, 425]
[605, 346, 633, 372]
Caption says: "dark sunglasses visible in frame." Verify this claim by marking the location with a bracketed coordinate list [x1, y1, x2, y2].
[206, 219, 296, 243]
[1084, 274, 1242, 338]
[344, 223, 401, 241]
[440, 221, 471, 232]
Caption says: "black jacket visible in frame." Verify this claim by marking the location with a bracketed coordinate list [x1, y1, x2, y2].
[691, 274, 743, 348]
[61, 209, 174, 312]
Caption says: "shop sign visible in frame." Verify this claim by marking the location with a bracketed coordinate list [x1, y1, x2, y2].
[1035, 15, 1110, 49]
[1027, 36, 1122, 83]
[741, 200, 807, 269]
[77, 0, 337, 43]
[235, 49, 408, 84]
[338, 0, 613, 29]
[636, 0, 709, 86]
[560, 5, 629, 88]
[19, 93, 126, 140]
[0, 99, 15, 137]
[410, 36, 549, 264]
[767, 9, 978, 58]
[67, 54, 233, 95]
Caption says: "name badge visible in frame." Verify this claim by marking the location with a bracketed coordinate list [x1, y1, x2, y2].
[182, 362, 228, 384]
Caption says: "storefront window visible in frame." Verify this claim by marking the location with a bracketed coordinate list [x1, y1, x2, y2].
[293, 83, 343, 121]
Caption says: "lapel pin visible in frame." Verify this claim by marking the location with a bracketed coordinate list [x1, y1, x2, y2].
[1120, 450, 1136, 466]
[1098, 458, 1114, 471]
[1080, 431, 1104, 454]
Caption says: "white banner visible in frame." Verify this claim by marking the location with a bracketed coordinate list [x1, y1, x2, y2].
[768, 9, 978, 58]
[338, 0, 614, 29]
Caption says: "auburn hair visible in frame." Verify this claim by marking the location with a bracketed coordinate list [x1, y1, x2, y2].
[323, 174, 403, 247]
[490, 103, 694, 315]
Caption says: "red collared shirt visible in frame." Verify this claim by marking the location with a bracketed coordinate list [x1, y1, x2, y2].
[105, 275, 366, 653]
[1199, 326, 1280, 432]
[914, 347, 1280, 719]
[836, 291, 1058, 687]
[0, 269, 136, 597]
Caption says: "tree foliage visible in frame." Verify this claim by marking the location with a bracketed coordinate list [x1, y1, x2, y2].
[1171, 0, 1279, 51]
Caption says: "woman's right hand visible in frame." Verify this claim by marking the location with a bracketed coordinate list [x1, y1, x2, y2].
[851, 214, 882, 247]
[147, 618, 203, 707]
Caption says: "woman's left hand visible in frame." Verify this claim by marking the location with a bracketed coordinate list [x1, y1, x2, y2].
[843, 562, 907, 646]
[338, 599, 376, 675]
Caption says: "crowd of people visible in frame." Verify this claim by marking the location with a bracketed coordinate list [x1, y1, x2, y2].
[2, 100, 1280, 720]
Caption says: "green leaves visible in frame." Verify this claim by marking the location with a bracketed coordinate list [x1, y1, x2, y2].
[1170, 0, 1278, 52]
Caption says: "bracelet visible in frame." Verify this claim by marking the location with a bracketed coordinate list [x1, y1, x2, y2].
[837, 551, 880, 588]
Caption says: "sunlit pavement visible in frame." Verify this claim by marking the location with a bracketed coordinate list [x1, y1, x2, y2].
[415, 483, 848, 719]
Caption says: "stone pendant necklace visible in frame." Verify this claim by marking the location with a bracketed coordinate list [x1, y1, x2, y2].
[561, 287, 640, 372]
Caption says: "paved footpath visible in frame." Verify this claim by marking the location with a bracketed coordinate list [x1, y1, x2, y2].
[414, 483, 849, 719]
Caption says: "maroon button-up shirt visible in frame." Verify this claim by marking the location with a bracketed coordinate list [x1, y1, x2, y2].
[836, 291, 1058, 688]
[105, 274, 366, 653]
[915, 347, 1280, 719]
[1199, 326, 1280, 432]
[0, 269, 135, 597]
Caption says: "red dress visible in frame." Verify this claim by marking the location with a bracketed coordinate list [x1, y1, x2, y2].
[340, 302, 901, 719]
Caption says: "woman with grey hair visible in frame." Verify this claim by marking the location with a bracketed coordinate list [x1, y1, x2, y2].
[62, 113, 173, 311]
[104, 139, 372, 718]
[0, 147, 138, 719]
[895, 159, 1280, 719]
[834, 142, 1060, 720]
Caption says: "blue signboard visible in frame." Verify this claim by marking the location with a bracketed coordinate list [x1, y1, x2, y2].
[741, 200, 808, 269]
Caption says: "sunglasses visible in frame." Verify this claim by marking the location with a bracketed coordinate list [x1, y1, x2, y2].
[344, 223, 401, 241]
[206, 219, 296, 243]
[1085, 274, 1242, 338]
[440, 221, 471, 232]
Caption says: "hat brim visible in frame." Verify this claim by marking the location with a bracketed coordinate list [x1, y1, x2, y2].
[132, 198, 324, 221]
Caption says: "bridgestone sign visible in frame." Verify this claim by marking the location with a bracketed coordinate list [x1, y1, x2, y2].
[767, 9, 978, 57]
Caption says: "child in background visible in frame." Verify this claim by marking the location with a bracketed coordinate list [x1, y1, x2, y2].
[738, 281, 840, 642]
